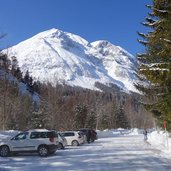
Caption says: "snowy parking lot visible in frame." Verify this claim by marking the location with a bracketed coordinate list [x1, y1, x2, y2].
[1, 130, 171, 171]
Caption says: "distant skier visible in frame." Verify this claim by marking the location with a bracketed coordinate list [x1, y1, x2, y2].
[143, 129, 148, 140]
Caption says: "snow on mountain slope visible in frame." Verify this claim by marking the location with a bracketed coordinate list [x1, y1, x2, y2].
[4, 28, 138, 93]
[0, 69, 39, 102]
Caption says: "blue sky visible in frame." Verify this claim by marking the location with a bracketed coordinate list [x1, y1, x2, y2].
[0, 0, 150, 55]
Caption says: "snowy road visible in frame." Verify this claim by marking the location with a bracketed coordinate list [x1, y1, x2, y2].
[1, 135, 171, 171]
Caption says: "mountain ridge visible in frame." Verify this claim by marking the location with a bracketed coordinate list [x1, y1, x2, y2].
[4, 28, 139, 93]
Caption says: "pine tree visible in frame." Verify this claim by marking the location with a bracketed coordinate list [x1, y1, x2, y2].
[0, 53, 10, 71]
[85, 111, 96, 129]
[15, 67, 23, 81]
[114, 106, 129, 129]
[11, 56, 18, 75]
[23, 70, 30, 85]
[27, 110, 48, 129]
[100, 114, 110, 130]
[74, 104, 88, 129]
[137, 0, 171, 130]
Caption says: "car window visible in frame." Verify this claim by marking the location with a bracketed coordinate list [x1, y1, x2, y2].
[47, 131, 57, 138]
[30, 132, 40, 139]
[13, 132, 28, 140]
[62, 132, 74, 137]
[30, 131, 57, 139]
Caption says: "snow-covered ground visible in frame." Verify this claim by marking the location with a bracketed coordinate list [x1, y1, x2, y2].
[1, 129, 171, 171]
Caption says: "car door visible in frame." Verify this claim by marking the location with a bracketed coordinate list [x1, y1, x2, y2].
[62, 132, 75, 145]
[10, 132, 30, 151]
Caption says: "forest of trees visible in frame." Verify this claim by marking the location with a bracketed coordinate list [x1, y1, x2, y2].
[137, 0, 171, 130]
[0, 50, 154, 131]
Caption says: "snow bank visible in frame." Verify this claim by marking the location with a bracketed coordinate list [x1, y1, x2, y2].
[97, 128, 137, 138]
[129, 128, 142, 135]
[97, 129, 121, 138]
[147, 130, 171, 156]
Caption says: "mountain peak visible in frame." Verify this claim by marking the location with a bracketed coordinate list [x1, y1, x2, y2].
[91, 40, 112, 48]
[31, 28, 62, 39]
[4, 28, 139, 93]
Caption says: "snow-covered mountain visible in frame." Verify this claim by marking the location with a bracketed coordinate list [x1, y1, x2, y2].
[4, 28, 138, 93]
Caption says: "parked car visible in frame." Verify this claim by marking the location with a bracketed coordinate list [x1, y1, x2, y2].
[78, 131, 87, 143]
[0, 129, 58, 157]
[60, 131, 84, 146]
[79, 128, 98, 143]
[56, 132, 67, 149]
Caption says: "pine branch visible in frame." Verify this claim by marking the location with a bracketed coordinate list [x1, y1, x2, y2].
[142, 20, 160, 27]
[148, 31, 155, 34]
[150, 62, 171, 68]
[137, 31, 155, 39]
[148, 12, 155, 17]
[145, 5, 153, 9]
[137, 53, 148, 57]
[162, 38, 171, 44]
[145, 17, 156, 23]
[146, 4, 168, 14]
[137, 32, 147, 38]
[137, 39, 148, 46]
[153, 7, 168, 14]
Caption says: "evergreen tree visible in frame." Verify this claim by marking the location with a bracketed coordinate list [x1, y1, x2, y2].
[85, 111, 96, 129]
[11, 56, 18, 75]
[114, 106, 129, 129]
[74, 104, 88, 129]
[23, 70, 30, 85]
[15, 67, 23, 81]
[27, 110, 48, 129]
[137, 0, 171, 130]
[23, 70, 34, 93]
[100, 114, 110, 130]
[0, 53, 10, 71]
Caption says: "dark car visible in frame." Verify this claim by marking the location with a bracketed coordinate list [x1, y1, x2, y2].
[79, 128, 98, 143]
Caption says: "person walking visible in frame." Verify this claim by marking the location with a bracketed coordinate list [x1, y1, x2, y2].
[87, 129, 91, 143]
[143, 129, 148, 140]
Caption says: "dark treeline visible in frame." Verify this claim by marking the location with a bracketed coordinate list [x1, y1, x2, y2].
[38, 82, 154, 131]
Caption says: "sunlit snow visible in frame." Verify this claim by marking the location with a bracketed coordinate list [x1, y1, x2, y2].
[4, 28, 139, 93]
[1, 129, 171, 171]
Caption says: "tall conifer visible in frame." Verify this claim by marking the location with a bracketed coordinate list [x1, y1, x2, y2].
[137, 0, 171, 129]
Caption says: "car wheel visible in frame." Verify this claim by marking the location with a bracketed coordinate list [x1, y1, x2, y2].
[91, 139, 95, 142]
[0, 145, 10, 157]
[57, 143, 64, 150]
[72, 140, 79, 146]
[38, 146, 48, 157]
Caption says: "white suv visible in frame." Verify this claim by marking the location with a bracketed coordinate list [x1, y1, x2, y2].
[61, 131, 84, 146]
[0, 129, 58, 157]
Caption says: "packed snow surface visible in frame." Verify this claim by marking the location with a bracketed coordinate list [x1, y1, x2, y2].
[5, 28, 138, 93]
[1, 129, 171, 171]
